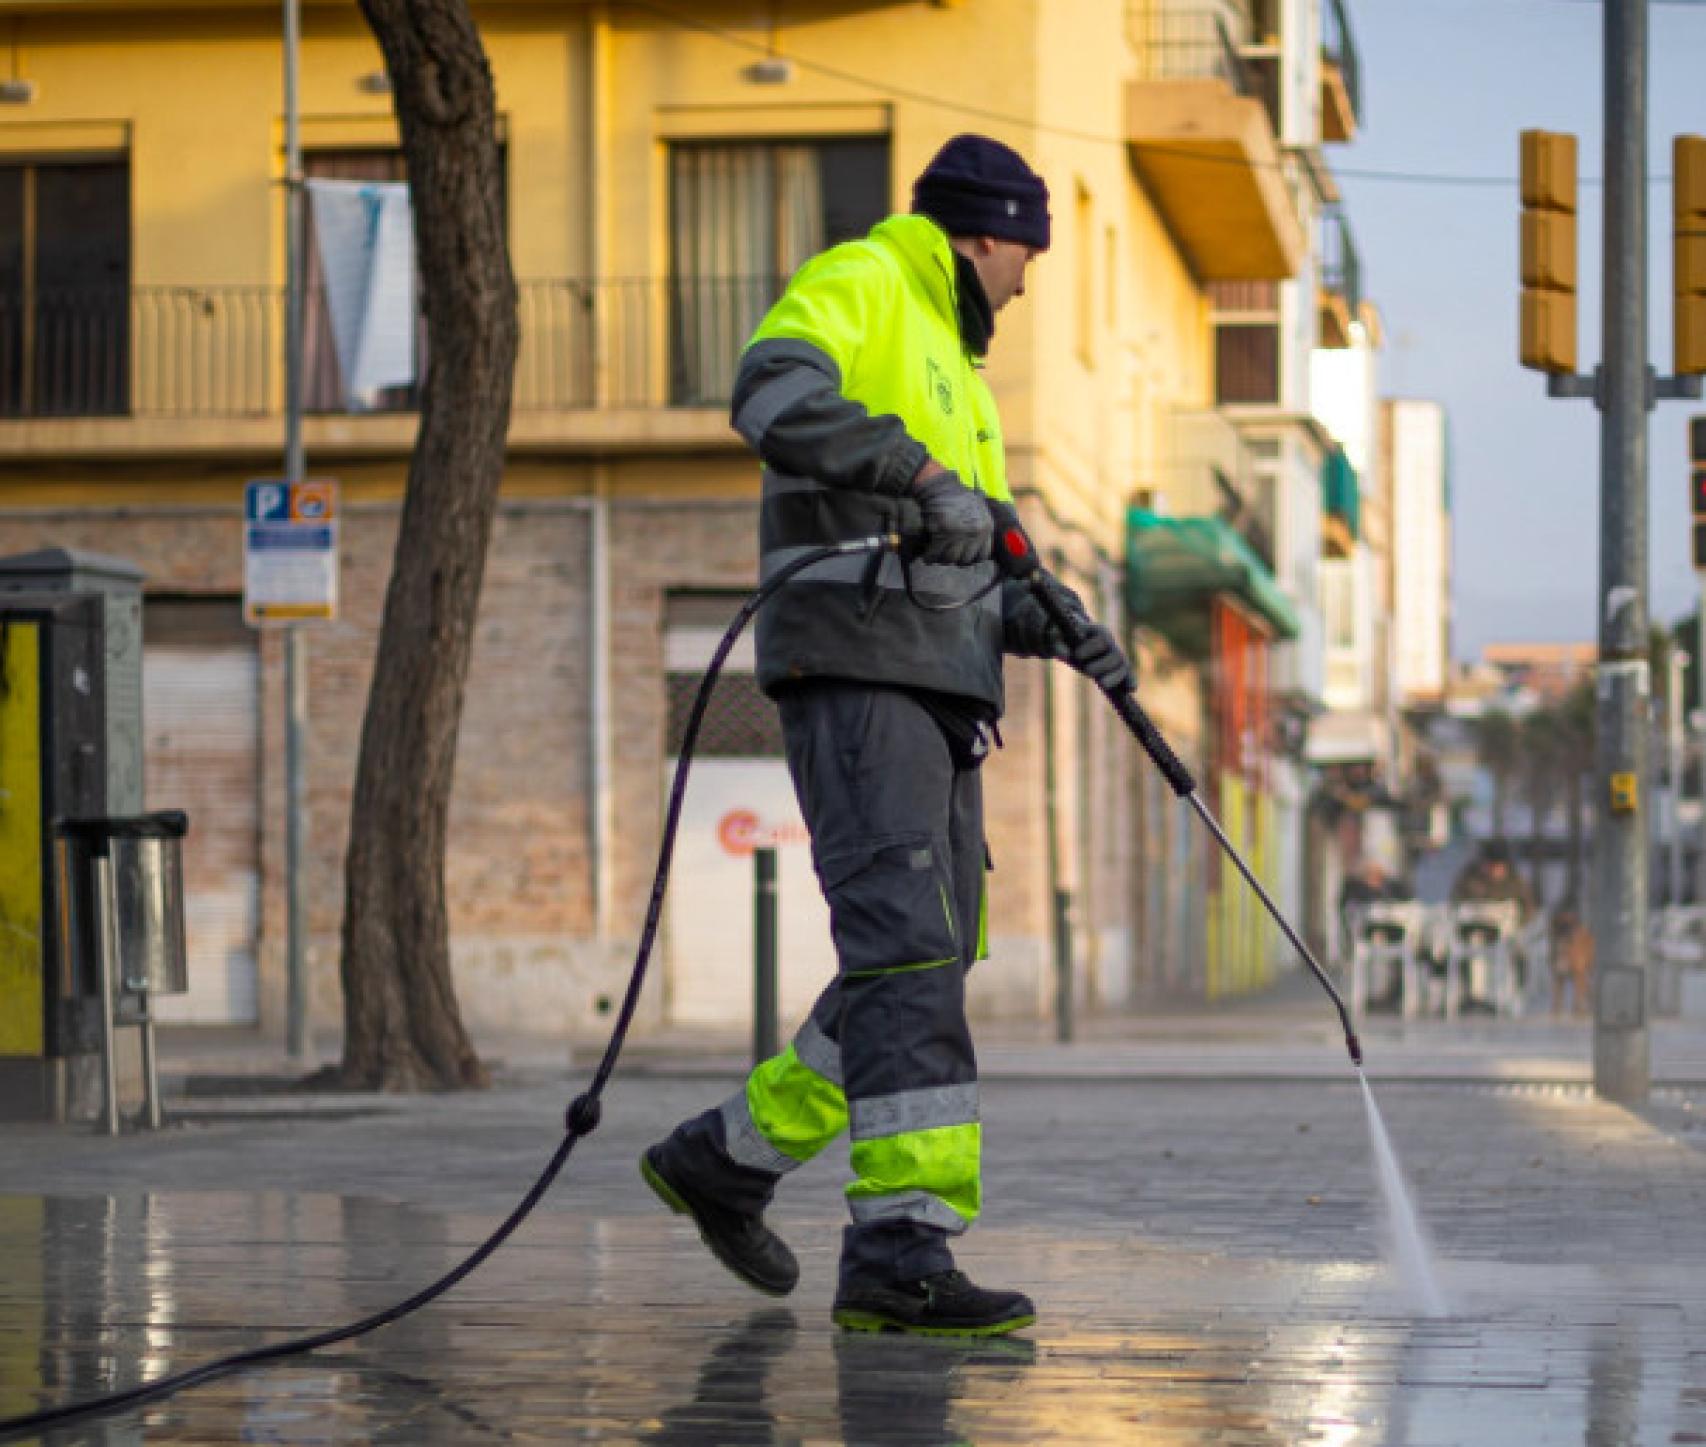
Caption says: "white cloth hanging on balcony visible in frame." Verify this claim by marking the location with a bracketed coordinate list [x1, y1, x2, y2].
[306, 178, 416, 411]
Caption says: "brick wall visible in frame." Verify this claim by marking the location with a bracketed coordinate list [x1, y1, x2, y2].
[0, 472, 1193, 1043]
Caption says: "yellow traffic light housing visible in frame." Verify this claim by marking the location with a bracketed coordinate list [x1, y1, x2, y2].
[1676, 136, 1706, 375]
[1519, 130, 1578, 374]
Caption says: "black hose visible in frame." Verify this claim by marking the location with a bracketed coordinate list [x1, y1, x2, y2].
[0, 536, 887, 1443]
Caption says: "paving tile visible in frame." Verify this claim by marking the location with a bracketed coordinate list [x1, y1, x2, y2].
[4, 1062, 1706, 1441]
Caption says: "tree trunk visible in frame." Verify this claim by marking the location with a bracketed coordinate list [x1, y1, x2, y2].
[332, 0, 516, 1090]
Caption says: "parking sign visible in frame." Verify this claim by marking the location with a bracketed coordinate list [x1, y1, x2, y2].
[244, 479, 339, 625]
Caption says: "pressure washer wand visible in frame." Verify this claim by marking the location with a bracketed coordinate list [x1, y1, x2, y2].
[982, 501, 1363, 1069]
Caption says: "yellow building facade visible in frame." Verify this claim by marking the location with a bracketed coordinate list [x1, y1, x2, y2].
[0, 0, 1344, 1049]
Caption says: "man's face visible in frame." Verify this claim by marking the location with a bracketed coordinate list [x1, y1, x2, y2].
[979, 238, 1041, 312]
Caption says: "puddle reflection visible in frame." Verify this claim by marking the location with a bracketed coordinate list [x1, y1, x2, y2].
[641, 1309, 796, 1446]
[8, 1195, 1706, 1445]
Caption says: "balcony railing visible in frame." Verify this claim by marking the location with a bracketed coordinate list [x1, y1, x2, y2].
[1318, 205, 1362, 339]
[1321, 0, 1363, 130]
[1129, 3, 1285, 142]
[0, 277, 791, 422]
[1128, 4, 1252, 87]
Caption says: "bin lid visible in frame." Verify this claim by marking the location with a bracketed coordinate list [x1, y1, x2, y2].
[0, 547, 143, 591]
[55, 810, 189, 841]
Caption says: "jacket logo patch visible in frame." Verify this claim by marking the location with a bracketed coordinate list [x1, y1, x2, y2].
[927, 358, 954, 416]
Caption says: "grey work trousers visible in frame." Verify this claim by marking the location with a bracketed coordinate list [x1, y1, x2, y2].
[670, 681, 987, 1286]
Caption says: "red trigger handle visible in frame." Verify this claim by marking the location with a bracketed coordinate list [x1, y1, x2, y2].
[985, 499, 1040, 580]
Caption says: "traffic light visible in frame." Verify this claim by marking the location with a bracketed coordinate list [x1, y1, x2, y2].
[1519, 130, 1578, 374]
[1693, 417, 1706, 568]
[1677, 136, 1706, 375]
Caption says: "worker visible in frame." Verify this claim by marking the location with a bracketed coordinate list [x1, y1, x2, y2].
[640, 134, 1129, 1337]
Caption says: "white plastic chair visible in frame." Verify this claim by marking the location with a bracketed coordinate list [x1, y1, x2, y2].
[1347, 901, 1428, 1021]
[1446, 901, 1524, 1018]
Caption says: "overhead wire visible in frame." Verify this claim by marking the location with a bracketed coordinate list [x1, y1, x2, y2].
[612, 0, 1684, 190]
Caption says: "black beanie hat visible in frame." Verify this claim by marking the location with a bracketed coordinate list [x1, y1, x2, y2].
[912, 134, 1051, 251]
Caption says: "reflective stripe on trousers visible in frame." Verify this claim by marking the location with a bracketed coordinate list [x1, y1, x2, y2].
[720, 1002, 982, 1233]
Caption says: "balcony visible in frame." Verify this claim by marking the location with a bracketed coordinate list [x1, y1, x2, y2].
[1320, 0, 1362, 143]
[1124, 4, 1305, 282]
[1321, 443, 1359, 558]
[1316, 206, 1362, 349]
[1126, 507, 1300, 659]
[1155, 406, 1271, 565]
[0, 278, 784, 459]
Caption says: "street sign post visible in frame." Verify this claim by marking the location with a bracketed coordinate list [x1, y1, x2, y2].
[243, 479, 339, 626]
[245, 477, 331, 1060]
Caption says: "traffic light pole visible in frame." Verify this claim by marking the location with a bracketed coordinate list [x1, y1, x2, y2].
[1591, 0, 1652, 1104]
[1540, 2, 1701, 1103]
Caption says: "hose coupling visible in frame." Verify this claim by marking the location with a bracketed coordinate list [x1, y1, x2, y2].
[565, 1092, 603, 1137]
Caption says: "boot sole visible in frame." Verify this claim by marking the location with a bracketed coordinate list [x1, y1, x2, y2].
[639, 1151, 795, 1299]
[832, 1307, 1038, 1338]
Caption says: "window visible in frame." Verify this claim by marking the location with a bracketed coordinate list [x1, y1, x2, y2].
[0, 158, 129, 418]
[669, 138, 889, 405]
[1104, 224, 1118, 331]
[664, 591, 783, 757]
[1215, 324, 1280, 405]
[1210, 281, 1281, 407]
[1074, 181, 1094, 368]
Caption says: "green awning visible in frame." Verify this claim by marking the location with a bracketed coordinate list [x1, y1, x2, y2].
[1125, 508, 1301, 657]
[1322, 446, 1360, 539]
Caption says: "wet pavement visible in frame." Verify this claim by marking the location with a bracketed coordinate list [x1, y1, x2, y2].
[5, 1035, 1706, 1443]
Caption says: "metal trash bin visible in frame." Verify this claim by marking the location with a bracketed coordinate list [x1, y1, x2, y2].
[53, 811, 190, 1133]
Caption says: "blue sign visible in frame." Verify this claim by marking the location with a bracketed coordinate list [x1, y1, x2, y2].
[245, 481, 292, 523]
[246, 524, 334, 551]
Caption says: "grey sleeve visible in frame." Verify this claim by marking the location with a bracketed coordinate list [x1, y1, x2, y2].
[730, 337, 928, 497]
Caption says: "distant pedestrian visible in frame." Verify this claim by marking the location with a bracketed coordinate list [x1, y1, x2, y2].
[1450, 841, 1536, 919]
[1549, 906, 1594, 1017]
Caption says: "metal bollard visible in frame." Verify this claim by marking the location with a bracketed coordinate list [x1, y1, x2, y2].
[94, 855, 121, 1137]
[1053, 887, 1074, 1043]
[753, 847, 779, 1067]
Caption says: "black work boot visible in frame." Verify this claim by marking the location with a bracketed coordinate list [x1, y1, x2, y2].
[641, 1141, 799, 1297]
[832, 1269, 1036, 1337]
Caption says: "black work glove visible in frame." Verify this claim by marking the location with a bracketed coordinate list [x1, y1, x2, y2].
[1002, 580, 1133, 693]
[910, 470, 994, 567]
[1059, 619, 1132, 694]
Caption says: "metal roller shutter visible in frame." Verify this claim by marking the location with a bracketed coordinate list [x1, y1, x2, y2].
[143, 601, 261, 1025]
[662, 593, 835, 1028]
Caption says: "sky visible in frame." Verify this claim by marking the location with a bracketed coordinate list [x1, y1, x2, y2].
[1336, 0, 1706, 661]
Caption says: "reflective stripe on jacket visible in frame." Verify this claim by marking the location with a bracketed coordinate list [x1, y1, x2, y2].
[732, 213, 1015, 712]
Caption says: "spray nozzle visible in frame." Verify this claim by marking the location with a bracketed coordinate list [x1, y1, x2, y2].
[1346, 1033, 1364, 1068]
